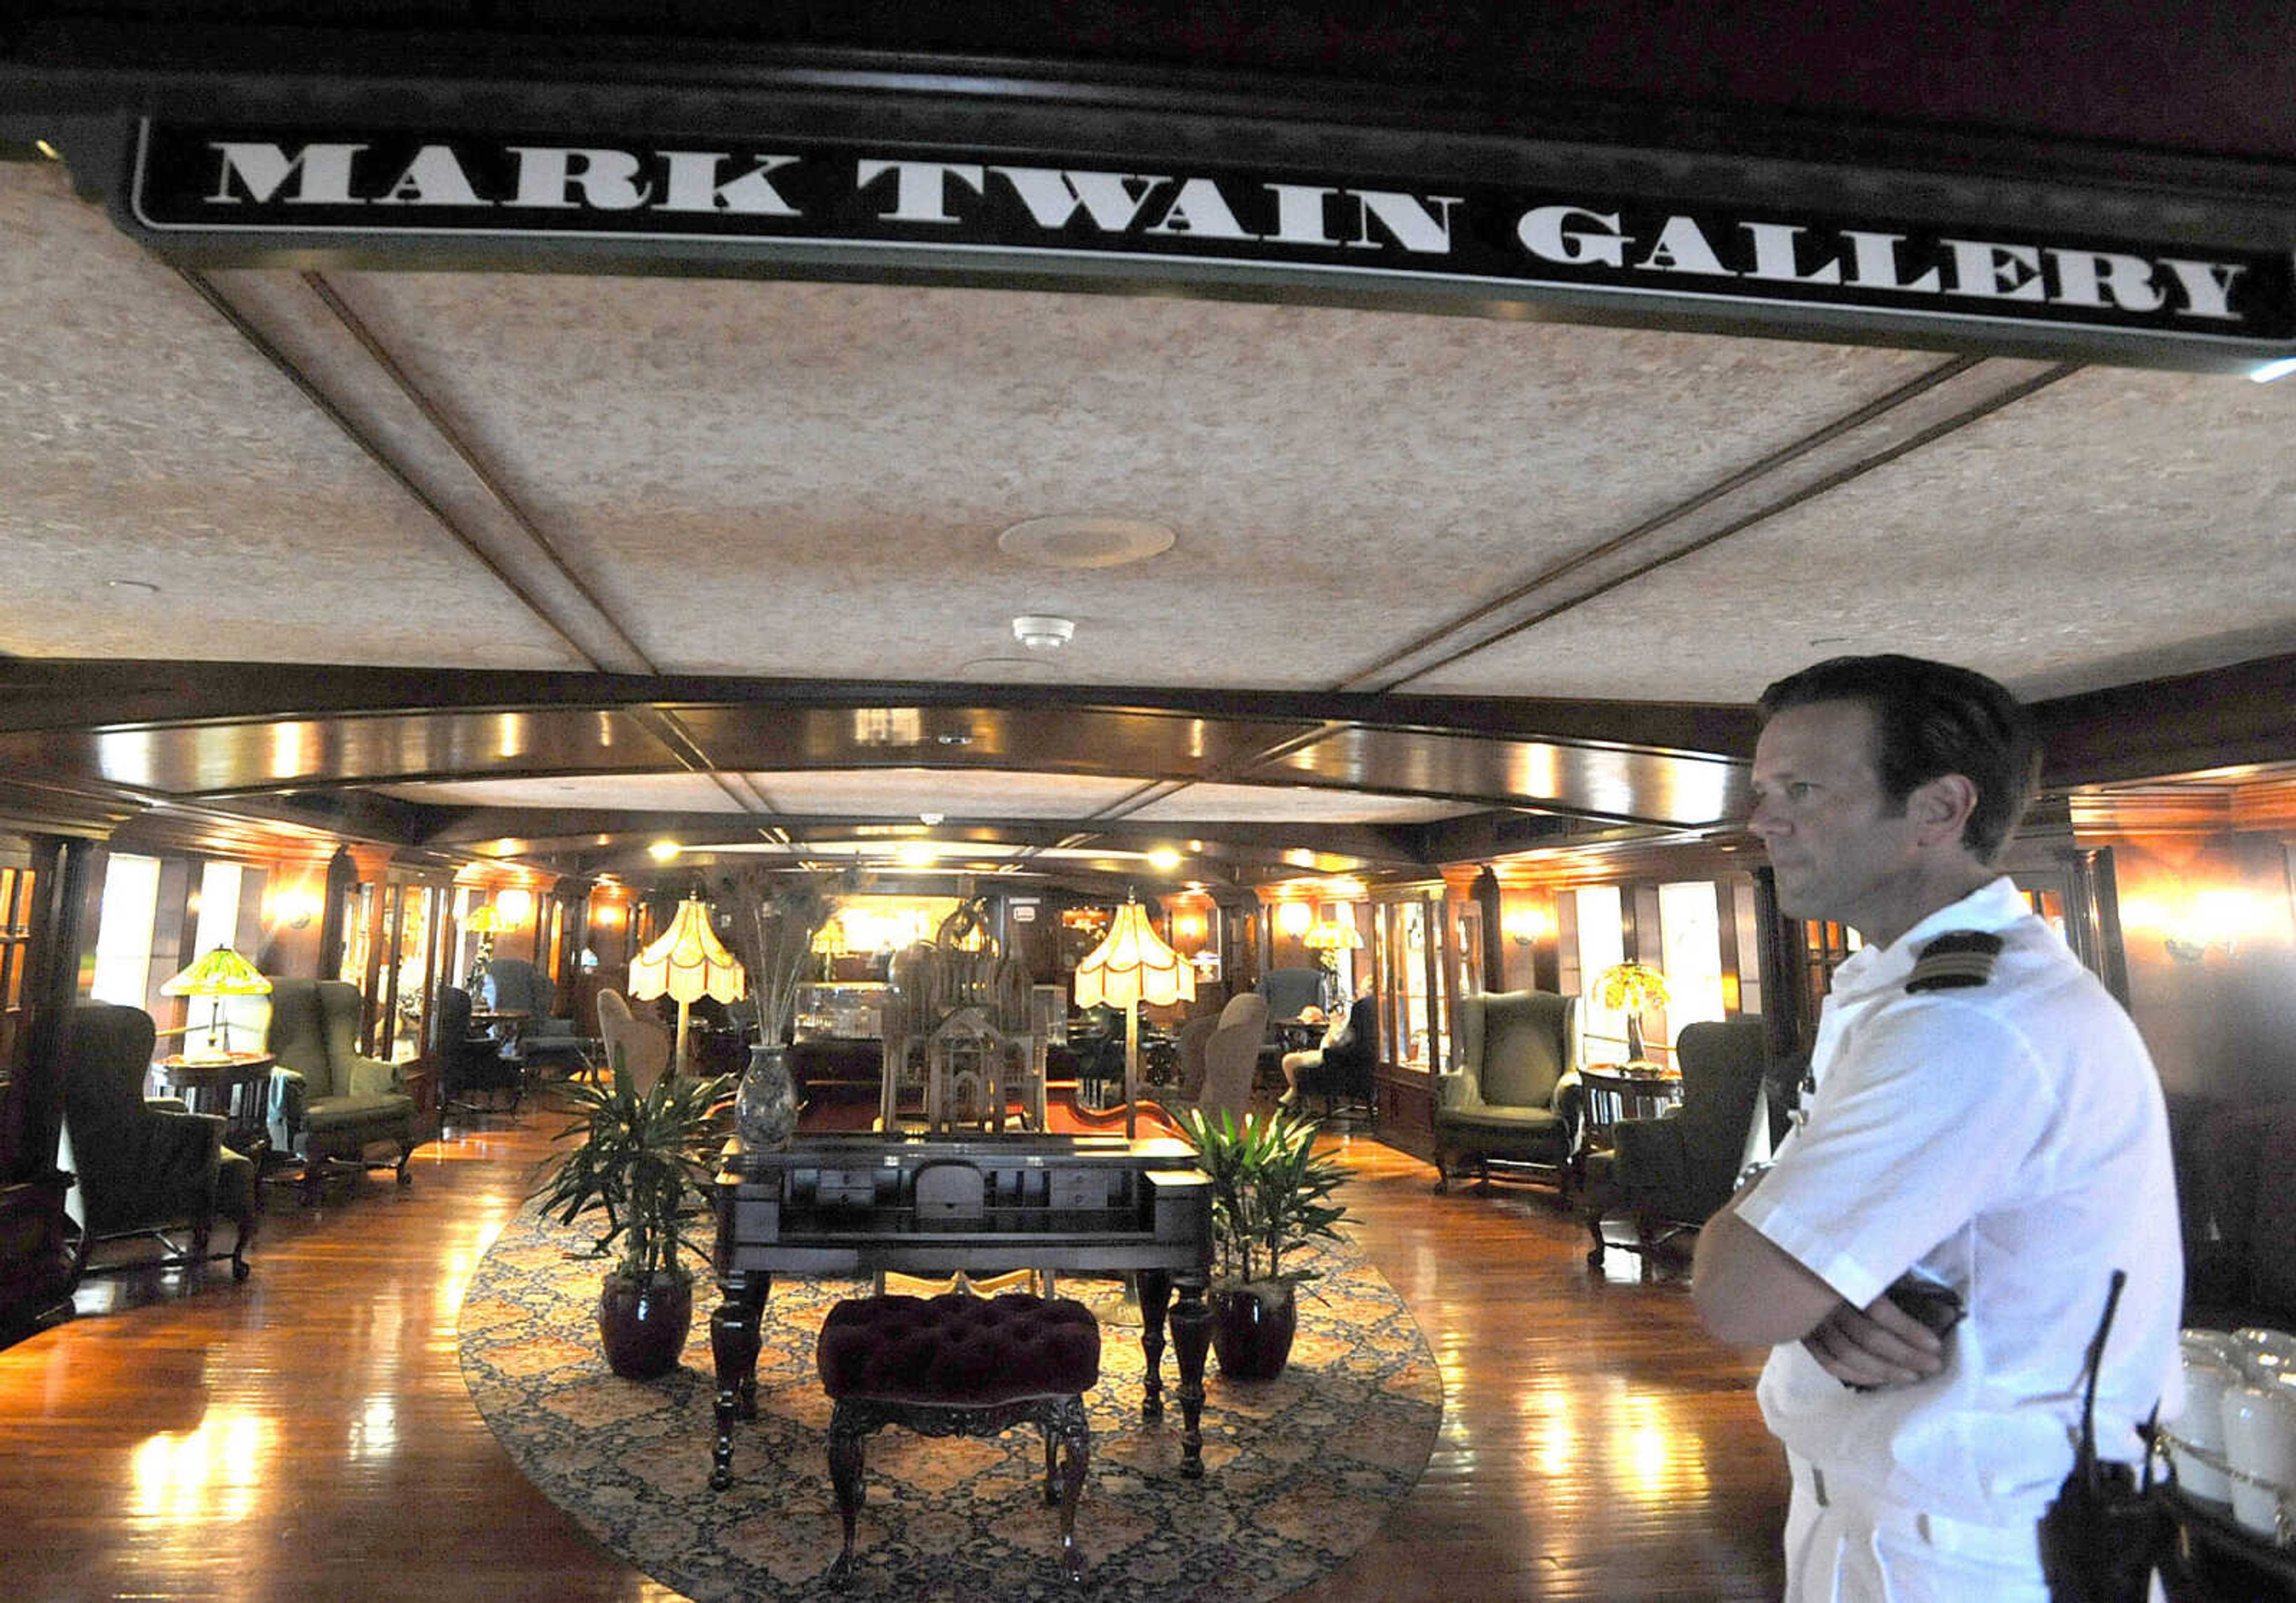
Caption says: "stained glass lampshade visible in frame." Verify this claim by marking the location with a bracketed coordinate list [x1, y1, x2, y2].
[1594, 961, 1669, 1065]
[629, 896, 747, 1077]
[1074, 899, 1195, 1137]
[160, 946, 273, 1061]
[463, 901, 511, 987]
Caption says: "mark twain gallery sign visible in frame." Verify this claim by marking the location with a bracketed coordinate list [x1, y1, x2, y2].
[125, 121, 2295, 355]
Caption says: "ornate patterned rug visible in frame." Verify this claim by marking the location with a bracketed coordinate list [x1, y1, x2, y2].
[459, 1205, 1443, 1602]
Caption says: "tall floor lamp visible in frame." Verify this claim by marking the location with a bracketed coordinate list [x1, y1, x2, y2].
[1073, 897, 1195, 1139]
[628, 895, 746, 1081]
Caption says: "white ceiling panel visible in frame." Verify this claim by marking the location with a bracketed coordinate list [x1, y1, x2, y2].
[1418, 363, 2296, 703]
[303, 266, 1938, 690]
[749, 768, 1150, 819]
[377, 773, 749, 811]
[0, 164, 588, 670]
[1126, 783, 1483, 823]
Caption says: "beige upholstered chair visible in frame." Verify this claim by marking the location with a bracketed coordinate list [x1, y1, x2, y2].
[596, 988, 673, 1094]
[1168, 993, 1266, 1125]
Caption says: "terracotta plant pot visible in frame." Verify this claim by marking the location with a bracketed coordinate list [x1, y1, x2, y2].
[1210, 1281, 1298, 1381]
[597, 1270, 694, 1380]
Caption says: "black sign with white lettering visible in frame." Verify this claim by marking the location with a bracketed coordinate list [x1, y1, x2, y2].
[128, 121, 2296, 349]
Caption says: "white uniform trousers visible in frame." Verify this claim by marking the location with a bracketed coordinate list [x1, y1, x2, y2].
[1783, 1452, 2056, 1603]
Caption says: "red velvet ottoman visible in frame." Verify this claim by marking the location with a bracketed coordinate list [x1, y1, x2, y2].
[816, 1291, 1101, 1588]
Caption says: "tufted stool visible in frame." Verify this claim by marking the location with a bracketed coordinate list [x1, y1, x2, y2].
[815, 1291, 1100, 1589]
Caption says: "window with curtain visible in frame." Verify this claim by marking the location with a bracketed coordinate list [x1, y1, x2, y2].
[1573, 884, 1627, 1064]
[192, 860, 243, 957]
[1658, 880, 1729, 1042]
[91, 853, 163, 1007]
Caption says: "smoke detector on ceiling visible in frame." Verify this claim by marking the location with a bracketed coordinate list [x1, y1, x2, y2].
[1012, 615, 1076, 651]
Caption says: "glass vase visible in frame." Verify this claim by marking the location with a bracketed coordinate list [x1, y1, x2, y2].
[736, 1042, 798, 1152]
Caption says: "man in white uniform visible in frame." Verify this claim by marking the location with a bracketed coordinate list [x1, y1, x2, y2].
[1693, 655, 2181, 1602]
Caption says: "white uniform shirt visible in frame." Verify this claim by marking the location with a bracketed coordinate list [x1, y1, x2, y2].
[1737, 877, 2183, 1524]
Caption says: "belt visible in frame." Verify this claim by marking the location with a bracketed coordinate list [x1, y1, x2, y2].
[1794, 1454, 2043, 1566]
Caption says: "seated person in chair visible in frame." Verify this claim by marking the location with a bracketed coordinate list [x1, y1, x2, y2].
[1277, 979, 1372, 1108]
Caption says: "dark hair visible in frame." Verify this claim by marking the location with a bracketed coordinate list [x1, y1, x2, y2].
[1757, 654, 2041, 862]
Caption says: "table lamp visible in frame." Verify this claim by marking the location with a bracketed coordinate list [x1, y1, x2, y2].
[1073, 896, 1195, 1138]
[1593, 961, 1669, 1066]
[628, 894, 746, 1080]
[464, 902, 509, 990]
[161, 946, 273, 1062]
[1302, 917, 1363, 1012]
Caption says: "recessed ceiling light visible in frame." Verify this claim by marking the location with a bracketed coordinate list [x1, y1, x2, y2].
[106, 578, 159, 596]
[648, 839, 683, 862]
[1148, 847, 1183, 871]
[997, 515, 1176, 570]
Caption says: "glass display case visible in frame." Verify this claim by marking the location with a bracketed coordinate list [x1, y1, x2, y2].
[793, 981, 889, 1042]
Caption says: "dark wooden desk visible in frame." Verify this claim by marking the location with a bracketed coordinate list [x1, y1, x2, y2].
[709, 1131, 1214, 1489]
[151, 1051, 274, 1162]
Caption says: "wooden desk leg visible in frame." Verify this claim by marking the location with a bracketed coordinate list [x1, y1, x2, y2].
[1170, 1272, 1210, 1480]
[709, 1271, 770, 1491]
[1135, 1269, 1171, 1422]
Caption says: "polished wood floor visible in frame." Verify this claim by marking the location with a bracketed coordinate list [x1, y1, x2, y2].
[0, 1103, 1788, 1601]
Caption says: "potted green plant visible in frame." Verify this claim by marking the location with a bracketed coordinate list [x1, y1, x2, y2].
[533, 1052, 734, 1379]
[1179, 1105, 1352, 1380]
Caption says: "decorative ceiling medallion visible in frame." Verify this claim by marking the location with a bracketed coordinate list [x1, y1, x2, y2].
[957, 656, 1060, 679]
[997, 515, 1176, 570]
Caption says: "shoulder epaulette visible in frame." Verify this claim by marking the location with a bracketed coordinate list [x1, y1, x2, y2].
[1906, 930, 2004, 993]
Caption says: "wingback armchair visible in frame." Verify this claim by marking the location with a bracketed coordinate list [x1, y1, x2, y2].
[264, 978, 425, 1203]
[595, 987, 672, 1095]
[62, 1002, 257, 1282]
[1162, 993, 1268, 1126]
[481, 957, 588, 1074]
[1434, 990, 1582, 1197]
[1582, 1018, 1769, 1268]
[1294, 991, 1379, 1120]
[433, 984, 523, 1119]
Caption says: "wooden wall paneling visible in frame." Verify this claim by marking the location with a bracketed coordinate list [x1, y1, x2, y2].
[147, 856, 196, 1024]
[0, 836, 95, 1336]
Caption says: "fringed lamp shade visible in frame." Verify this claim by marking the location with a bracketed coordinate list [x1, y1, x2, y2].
[161, 946, 273, 1060]
[1074, 900, 1195, 1138]
[629, 896, 746, 1079]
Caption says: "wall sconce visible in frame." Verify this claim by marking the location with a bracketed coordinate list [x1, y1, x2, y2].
[2164, 889, 2258, 964]
[1276, 901, 1313, 937]
[493, 887, 535, 926]
[1503, 909, 1550, 947]
[274, 888, 322, 930]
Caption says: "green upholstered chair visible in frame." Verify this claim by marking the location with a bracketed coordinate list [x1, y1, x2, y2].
[434, 983, 523, 1119]
[1433, 990, 1583, 1197]
[264, 977, 425, 1203]
[1582, 1017, 1769, 1269]
[1294, 992, 1380, 1120]
[481, 957, 588, 1074]
[61, 1002, 256, 1283]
